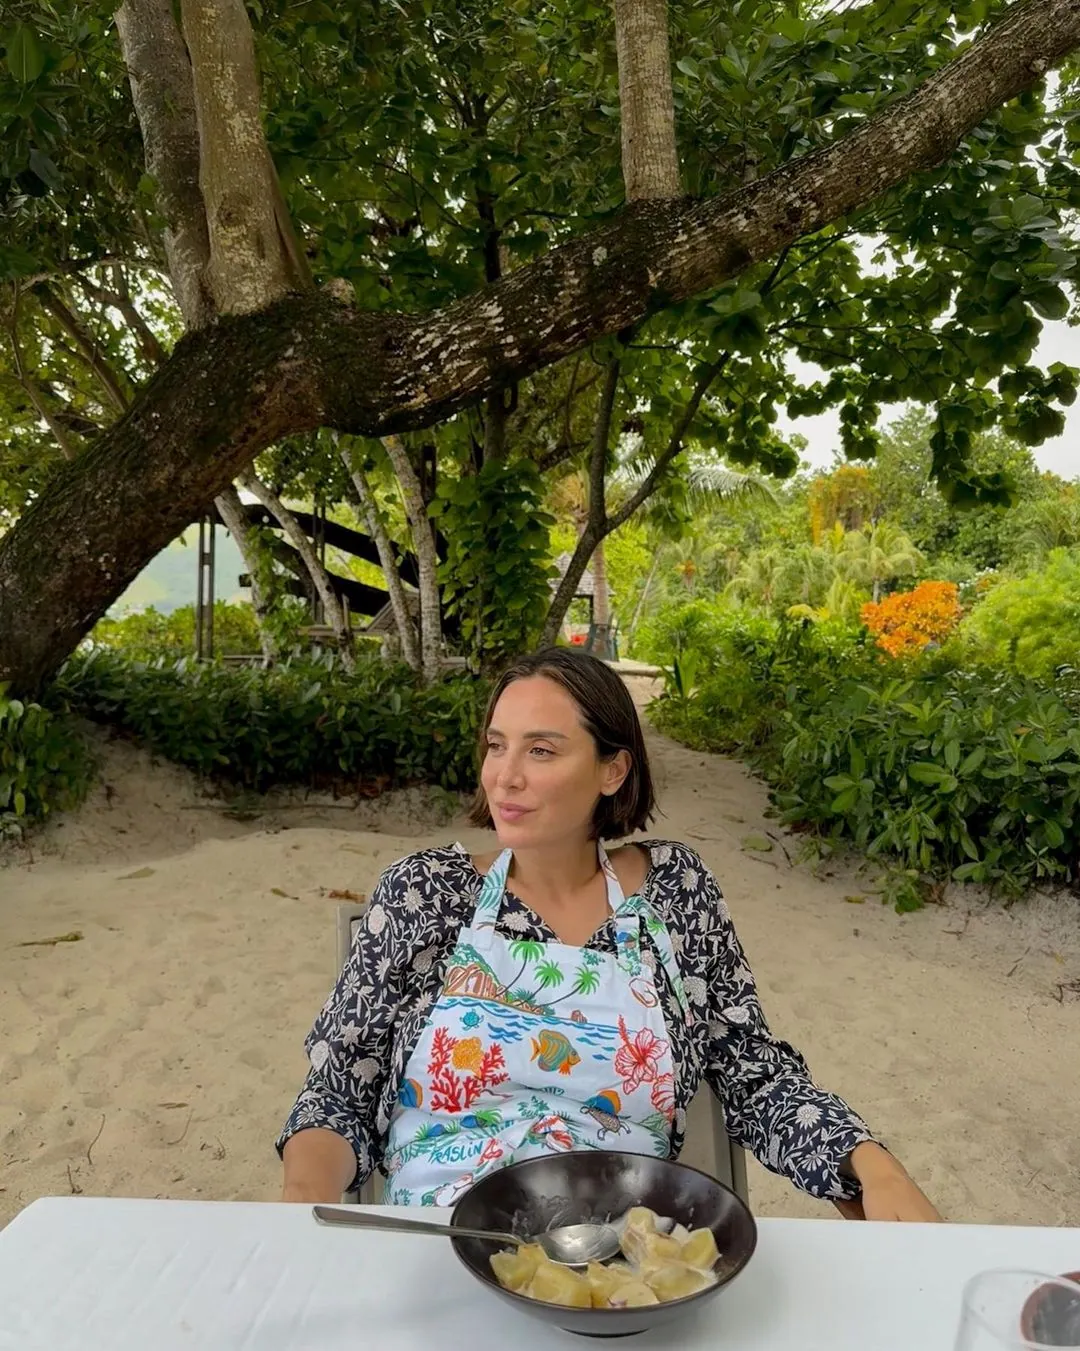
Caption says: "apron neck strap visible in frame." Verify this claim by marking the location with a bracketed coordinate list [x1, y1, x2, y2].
[472, 842, 630, 929]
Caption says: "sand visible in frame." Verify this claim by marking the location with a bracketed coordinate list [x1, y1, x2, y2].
[2, 685, 1079, 1230]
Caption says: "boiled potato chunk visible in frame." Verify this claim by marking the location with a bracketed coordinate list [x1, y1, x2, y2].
[642, 1260, 714, 1302]
[490, 1244, 545, 1294]
[528, 1262, 593, 1309]
[640, 1232, 684, 1265]
[619, 1207, 661, 1265]
[586, 1261, 627, 1307]
[607, 1280, 660, 1308]
[680, 1228, 720, 1271]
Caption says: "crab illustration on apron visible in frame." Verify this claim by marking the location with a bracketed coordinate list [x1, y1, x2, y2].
[383, 844, 691, 1206]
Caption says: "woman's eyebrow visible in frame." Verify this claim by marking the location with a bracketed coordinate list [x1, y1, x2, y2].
[487, 726, 569, 740]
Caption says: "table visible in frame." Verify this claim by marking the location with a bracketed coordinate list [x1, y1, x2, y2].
[0, 1198, 1077, 1350]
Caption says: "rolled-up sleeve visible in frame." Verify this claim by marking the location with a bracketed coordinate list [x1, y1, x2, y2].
[700, 874, 874, 1200]
[275, 866, 414, 1193]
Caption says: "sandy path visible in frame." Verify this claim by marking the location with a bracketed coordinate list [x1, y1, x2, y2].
[2, 700, 1078, 1229]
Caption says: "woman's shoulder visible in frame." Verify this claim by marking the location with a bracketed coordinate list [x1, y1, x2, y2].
[371, 844, 479, 907]
[637, 838, 716, 884]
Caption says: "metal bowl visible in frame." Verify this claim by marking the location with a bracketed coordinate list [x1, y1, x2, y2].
[449, 1150, 757, 1337]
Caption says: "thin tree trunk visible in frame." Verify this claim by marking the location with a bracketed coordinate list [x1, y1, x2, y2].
[541, 362, 620, 645]
[381, 434, 441, 683]
[180, 0, 311, 313]
[215, 483, 276, 662]
[115, 0, 214, 327]
[35, 288, 130, 413]
[614, 0, 681, 201]
[8, 331, 77, 461]
[238, 473, 353, 666]
[627, 550, 660, 640]
[339, 442, 420, 671]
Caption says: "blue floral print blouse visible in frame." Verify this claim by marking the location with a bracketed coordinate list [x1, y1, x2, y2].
[277, 840, 874, 1200]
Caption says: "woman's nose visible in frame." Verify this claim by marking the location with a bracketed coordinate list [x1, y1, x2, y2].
[496, 752, 526, 789]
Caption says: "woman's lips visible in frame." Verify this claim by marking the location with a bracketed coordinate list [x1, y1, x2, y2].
[496, 803, 533, 822]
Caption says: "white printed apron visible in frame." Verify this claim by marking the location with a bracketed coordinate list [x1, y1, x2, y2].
[383, 844, 691, 1207]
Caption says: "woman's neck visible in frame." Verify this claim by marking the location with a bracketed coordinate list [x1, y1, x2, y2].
[507, 837, 600, 907]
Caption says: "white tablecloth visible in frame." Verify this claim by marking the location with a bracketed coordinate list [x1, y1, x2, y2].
[0, 1198, 1078, 1350]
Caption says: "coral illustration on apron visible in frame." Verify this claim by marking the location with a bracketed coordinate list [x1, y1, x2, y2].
[383, 844, 691, 1207]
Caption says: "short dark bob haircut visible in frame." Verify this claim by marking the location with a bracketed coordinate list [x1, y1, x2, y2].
[467, 646, 656, 841]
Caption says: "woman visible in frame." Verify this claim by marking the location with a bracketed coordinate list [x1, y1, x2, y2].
[279, 647, 939, 1221]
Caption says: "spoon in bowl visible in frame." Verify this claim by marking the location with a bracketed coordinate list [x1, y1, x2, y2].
[312, 1205, 621, 1266]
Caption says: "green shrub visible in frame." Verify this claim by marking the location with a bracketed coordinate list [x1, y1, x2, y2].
[56, 650, 487, 793]
[632, 598, 749, 669]
[771, 668, 1080, 896]
[958, 549, 1080, 678]
[0, 687, 92, 836]
[647, 609, 1080, 901]
[90, 602, 268, 661]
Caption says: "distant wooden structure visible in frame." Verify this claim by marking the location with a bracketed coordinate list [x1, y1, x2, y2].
[550, 552, 617, 659]
[362, 591, 419, 659]
[551, 552, 598, 621]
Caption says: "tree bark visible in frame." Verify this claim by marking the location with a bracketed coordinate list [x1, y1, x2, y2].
[237, 473, 353, 664]
[115, 0, 214, 328]
[3, 0, 1080, 691]
[614, 0, 681, 200]
[381, 434, 442, 683]
[214, 483, 277, 662]
[179, 0, 311, 313]
[339, 441, 421, 671]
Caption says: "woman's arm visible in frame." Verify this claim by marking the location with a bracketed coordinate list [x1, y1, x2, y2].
[281, 1127, 358, 1203]
[276, 861, 417, 1199]
[693, 862, 938, 1218]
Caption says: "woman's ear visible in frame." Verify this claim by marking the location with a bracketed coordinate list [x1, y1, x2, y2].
[600, 749, 632, 796]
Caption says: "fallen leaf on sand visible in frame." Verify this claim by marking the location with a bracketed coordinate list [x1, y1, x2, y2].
[270, 887, 298, 899]
[328, 888, 365, 902]
[119, 866, 156, 880]
[17, 931, 83, 947]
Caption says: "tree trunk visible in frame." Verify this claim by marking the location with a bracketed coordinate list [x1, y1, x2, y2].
[541, 362, 620, 646]
[179, 0, 311, 314]
[339, 441, 420, 671]
[381, 434, 442, 683]
[627, 550, 661, 641]
[614, 0, 681, 200]
[115, 0, 214, 328]
[214, 483, 277, 662]
[3, 0, 1080, 692]
[238, 473, 354, 666]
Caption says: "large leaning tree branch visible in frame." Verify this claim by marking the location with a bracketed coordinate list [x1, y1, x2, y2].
[2, 0, 1079, 692]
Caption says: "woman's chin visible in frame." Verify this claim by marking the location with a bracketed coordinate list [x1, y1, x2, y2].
[494, 813, 541, 845]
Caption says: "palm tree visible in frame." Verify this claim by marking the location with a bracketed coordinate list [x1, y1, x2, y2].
[521, 958, 565, 1003]
[493, 940, 545, 1002]
[838, 520, 921, 601]
[547, 963, 603, 1008]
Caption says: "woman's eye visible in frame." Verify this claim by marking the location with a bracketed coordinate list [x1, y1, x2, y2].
[530, 746, 554, 758]
[485, 741, 504, 754]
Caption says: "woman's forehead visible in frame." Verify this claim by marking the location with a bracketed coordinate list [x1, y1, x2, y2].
[489, 675, 585, 732]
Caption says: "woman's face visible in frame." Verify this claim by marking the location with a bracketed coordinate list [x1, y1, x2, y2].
[480, 675, 629, 849]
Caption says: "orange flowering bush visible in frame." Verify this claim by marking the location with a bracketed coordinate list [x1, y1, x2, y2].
[861, 581, 962, 657]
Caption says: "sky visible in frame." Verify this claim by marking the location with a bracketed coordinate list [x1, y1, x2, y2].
[779, 320, 1080, 479]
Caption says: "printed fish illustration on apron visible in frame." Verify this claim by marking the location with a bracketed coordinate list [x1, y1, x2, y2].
[383, 843, 690, 1206]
